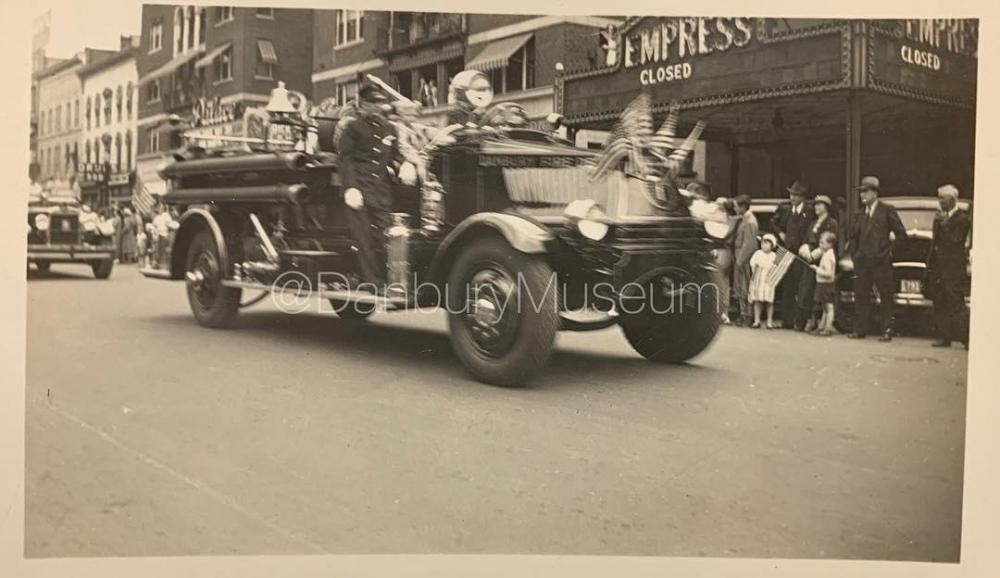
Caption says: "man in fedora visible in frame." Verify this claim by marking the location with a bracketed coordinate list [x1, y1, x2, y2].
[926, 184, 971, 349]
[772, 180, 815, 329]
[846, 175, 908, 341]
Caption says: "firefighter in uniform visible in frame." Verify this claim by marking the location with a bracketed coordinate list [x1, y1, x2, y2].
[334, 82, 404, 289]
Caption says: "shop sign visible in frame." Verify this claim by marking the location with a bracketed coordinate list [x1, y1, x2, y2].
[903, 19, 978, 58]
[192, 96, 245, 128]
[623, 18, 754, 87]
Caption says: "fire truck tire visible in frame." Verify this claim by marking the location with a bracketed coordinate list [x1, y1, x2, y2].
[185, 230, 241, 328]
[92, 259, 114, 279]
[35, 262, 50, 273]
[446, 236, 559, 387]
[620, 268, 720, 363]
[329, 299, 375, 321]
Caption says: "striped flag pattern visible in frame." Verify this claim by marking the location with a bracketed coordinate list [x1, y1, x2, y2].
[132, 181, 157, 216]
[588, 93, 654, 182]
[650, 101, 680, 151]
[765, 244, 797, 291]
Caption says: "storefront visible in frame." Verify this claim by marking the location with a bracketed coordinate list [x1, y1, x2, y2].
[556, 18, 977, 216]
[77, 163, 134, 210]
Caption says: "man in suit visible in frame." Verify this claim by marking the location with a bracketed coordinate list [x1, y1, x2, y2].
[797, 194, 839, 331]
[927, 184, 971, 349]
[335, 82, 403, 289]
[771, 180, 815, 329]
[732, 194, 759, 326]
[846, 176, 909, 341]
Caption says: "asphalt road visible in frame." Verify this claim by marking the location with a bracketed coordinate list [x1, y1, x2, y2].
[24, 263, 968, 560]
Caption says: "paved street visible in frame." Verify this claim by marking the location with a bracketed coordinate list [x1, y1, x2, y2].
[24, 263, 967, 561]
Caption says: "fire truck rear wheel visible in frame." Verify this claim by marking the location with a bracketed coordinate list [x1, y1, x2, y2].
[185, 230, 241, 328]
[620, 267, 720, 363]
[446, 236, 559, 387]
[35, 262, 50, 273]
[92, 258, 114, 279]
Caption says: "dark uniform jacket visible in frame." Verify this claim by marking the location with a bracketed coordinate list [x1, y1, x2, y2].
[335, 110, 400, 212]
[772, 201, 815, 251]
[847, 201, 909, 266]
[927, 209, 971, 281]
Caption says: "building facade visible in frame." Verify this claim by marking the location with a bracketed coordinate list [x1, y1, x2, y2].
[311, 11, 623, 129]
[135, 5, 314, 208]
[77, 37, 140, 209]
[35, 57, 84, 188]
[557, 18, 978, 216]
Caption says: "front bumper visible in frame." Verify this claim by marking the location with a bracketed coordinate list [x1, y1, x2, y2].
[28, 244, 114, 262]
[838, 290, 970, 308]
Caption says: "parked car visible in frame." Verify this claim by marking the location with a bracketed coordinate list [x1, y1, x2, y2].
[835, 196, 972, 334]
[140, 73, 723, 386]
[27, 190, 115, 278]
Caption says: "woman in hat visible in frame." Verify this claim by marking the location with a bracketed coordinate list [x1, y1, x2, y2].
[798, 194, 839, 332]
[749, 233, 780, 328]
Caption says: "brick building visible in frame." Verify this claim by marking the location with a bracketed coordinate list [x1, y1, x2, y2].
[311, 11, 622, 129]
[134, 5, 314, 207]
[77, 36, 141, 209]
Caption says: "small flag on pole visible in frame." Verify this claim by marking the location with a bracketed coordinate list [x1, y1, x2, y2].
[765, 244, 797, 291]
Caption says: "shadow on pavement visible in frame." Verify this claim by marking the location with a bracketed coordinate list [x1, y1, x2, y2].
[142, 308, 731, 391]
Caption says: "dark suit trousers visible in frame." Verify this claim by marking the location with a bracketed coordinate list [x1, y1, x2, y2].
[795, 268, 818, 327]
[345, 205, 392, 287]
[779, 261, 807, 328]
[932, 277, 968, 344]
[854, 260, 895, 335]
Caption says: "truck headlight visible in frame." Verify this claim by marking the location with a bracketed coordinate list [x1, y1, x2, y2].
[564, 199, 609, 241]
[34, 213, 50, 231]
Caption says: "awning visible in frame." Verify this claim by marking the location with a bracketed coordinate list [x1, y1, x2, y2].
[195, 42, 232, 69]
[138, 48, 204, 84]
[388, 44, 464, 73]
[257, 40, 278, 64]
[466, 32, 533, 72]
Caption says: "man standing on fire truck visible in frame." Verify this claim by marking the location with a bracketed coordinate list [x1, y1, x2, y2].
[335, 81, 404, 291]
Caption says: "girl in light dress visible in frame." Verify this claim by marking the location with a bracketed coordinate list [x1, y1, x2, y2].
[749, 233, 779, 329]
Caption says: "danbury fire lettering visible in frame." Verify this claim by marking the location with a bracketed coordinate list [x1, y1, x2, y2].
[625, 17, 753, 69]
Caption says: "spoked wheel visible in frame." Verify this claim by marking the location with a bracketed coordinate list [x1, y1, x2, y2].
[620, 266, 721, 363]
[92, 258, 114, 279]
[447, 236, 559, 387]
[185, 230, 241, 328]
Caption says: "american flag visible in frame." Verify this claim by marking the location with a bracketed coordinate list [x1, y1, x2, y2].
[588, 93, 653, 182]
[132, 176, 158, 216]
[765, 244, 798, 290]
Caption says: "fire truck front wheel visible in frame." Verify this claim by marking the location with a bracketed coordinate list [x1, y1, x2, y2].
[185, 230, 241, 328]
[92, 258, 114, 279]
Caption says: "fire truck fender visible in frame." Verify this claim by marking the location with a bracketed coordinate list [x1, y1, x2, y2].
[169, 208, 230, 280]
[429, 212, 555, 283]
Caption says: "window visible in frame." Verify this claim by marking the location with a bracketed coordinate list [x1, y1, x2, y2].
[147, 80, 161, 103]
[490, 39, 535, 94]
[126, 82, 133, 118]
[174, 7, 184, 55]
[216, 7, 234, 25]
[85, 140, 91, 164]
[215, 46, 233, 82]
[147, 129, 160, 153]
[256, 8, 274, 19]
[94, 138, 101, 164]
[198, 9, 207, 44]
[416, 64, 438, 107]
[393, 70, 413, 100]
[150, 19, 163, 52]
[116, 86, 123, 122]
[55, 106, 61, 132]
[255, 40, 277, 79]
[187, 6, 196, 50]
[125, 131, 132, 170]
[335, 10, 363, 46]
[336, 80, 358, 106]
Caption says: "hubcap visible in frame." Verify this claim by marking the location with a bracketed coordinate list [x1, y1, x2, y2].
[188, 251, 219, 308]
[463, 265, 519, 358]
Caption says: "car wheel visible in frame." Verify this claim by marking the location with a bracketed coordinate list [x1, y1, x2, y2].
[92, 258, 114, 279]
[35, 261, 51, 273]
[185, 230, 241, 328]
[446, 235, 559, 387]
[329, 299, 375, 321]
[620, 266, 721, 363]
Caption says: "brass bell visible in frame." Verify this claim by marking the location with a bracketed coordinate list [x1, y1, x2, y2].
[266, 81, 297, 114]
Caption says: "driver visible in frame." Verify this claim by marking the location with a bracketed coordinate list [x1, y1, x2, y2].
[334, 81, 402, 291]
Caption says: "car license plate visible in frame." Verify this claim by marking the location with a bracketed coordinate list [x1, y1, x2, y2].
[901, 279, 922, 294]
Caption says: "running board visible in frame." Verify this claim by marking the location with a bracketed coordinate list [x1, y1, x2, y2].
[219, 278, 411, 309]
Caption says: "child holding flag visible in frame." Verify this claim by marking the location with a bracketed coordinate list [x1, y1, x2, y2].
[749, 233, 780, 328]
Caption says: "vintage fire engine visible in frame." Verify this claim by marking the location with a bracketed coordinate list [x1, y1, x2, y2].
[140, 72, 725, 386]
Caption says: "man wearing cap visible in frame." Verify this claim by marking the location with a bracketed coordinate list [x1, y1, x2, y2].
[797, 194, 839, 331]
[772, 180, 815, 329]
[846, 175, 908, 341]
[926, 184, 971, 349]
[335, 81, 402, 289]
